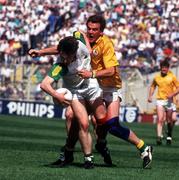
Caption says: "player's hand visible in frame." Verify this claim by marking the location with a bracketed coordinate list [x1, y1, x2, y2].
[62, 100, 71, 107]
[28, 49, 40, 58]
[54, 91, 71, 106]
[167, 94, 173, 101]
[78, 69, 92, 78]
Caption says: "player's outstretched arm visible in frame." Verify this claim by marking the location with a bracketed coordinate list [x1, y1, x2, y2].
[28, 46, 59, 57]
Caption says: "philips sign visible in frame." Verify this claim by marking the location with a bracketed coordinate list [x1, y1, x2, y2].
[7, 102, 54, 118]
[0, 100, 63, 118]
[0, 99, 138, 122]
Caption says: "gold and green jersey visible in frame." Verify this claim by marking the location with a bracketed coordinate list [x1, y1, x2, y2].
[73, 31, 86, 45]
[48, 40, 91, 90]
[48, 64, 68, 81]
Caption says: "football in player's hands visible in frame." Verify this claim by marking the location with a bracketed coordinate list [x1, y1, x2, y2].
[53, 88, 72, 107]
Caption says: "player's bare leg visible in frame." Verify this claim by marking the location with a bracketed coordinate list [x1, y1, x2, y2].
[156, 106, 165, 145]
[166, 110, 174, 145]
[50, 106, 78, 167]
[102, 98, 153, 168]
[72, 99, 94, 169]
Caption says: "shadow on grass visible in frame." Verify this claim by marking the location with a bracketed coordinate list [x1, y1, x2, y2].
[43, 161, 118, 168]
[42, 161, 144, 169]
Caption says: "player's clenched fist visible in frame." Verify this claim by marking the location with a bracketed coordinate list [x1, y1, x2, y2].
[28, 49, 40, 57]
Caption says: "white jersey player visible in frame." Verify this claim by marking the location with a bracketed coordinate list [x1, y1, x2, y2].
[28, 36, 107, 169]
[55, 39, 102, 100]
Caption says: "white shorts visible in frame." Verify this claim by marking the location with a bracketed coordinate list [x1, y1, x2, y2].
[72, 78, 102, 101]
[156, 100, 176, 111]
[101, 87, 122, 102]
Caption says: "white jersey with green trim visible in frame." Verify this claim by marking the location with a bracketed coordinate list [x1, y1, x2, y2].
[58, 40, 91, 90]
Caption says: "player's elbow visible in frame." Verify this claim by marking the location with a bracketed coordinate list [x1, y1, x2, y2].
[40, 82, 46, 91]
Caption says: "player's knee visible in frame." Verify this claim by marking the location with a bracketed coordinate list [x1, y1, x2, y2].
[65, 110, 74, 121]
[105, 117, 130, 140]
[158, 119, 164, 125]
[80, 122, 89, 132]
[97, 115, 107, 125]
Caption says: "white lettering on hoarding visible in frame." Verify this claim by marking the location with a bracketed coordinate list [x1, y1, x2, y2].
[114, 106, 138, 122]
[26, 103, 30, 115]
[7, 102, 54, 118]
[47, 106, 54, 118]
[17, 102, 26, 115]
[7, 102, 17, 113]
[125, 107, 137, 123]
[39, 104, 47, 117]
[29, 103, 36, 116]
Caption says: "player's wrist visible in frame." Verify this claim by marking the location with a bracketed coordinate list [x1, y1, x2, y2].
[38, 50, 43, 56]
[92, 70, 96, 78]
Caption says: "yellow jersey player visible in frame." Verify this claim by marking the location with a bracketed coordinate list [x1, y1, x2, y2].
[46, 15, 153, 169]
[148, 59, 179, 145]
[78, 14, 153, 169]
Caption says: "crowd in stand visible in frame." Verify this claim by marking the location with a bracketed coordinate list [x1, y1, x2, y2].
[0, 0, 178, 101]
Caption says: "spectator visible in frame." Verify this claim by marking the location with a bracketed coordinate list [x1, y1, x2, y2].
[0, 0, 178, 102]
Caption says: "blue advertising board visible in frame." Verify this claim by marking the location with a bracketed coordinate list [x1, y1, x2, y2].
[0, 99, 63, 118]
[0, 99, 139, 122]
[120, 106, 138, 123]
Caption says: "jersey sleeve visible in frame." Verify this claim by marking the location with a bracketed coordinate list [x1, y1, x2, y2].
[73, 31, 86, 45]
[48, 63, 68, 81]
[151, 77, 157, 88]
[172, 74, 179, 88]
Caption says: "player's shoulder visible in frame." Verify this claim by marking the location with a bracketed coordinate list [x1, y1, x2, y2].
[73, 31, 86, 45]
[168, 70, 175, 76]
[101, 34, 113, 43]
[98, 35, 114, 49]
[77, 40, 88, 52]
[154, 72, 161, 79]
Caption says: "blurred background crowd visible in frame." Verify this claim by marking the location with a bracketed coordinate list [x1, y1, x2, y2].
[0, 0, 178, 105]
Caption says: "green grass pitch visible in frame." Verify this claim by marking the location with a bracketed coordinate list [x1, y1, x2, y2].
[0, 114, 179, 180]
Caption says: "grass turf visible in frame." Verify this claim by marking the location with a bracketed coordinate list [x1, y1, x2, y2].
[0, 115, 179, 180]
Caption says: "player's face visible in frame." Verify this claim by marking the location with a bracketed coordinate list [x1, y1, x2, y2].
[160, 66, 169, 76]
[87, 22, 103, 44]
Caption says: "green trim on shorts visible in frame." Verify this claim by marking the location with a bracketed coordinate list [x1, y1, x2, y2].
[48, 63, 68, 81]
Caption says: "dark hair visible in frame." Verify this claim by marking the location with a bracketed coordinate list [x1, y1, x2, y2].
[86, 14, 106, 32]
[57, 36, 78, 54]
[160, 58, 170, 68]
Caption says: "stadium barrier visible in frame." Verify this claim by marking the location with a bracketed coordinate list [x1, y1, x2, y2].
[1, 99, 178, 124]
[138, 113, 179, 124]
[0, 99, 63, 118]
[0, 99, 140, 123]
